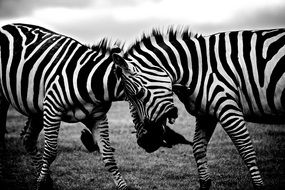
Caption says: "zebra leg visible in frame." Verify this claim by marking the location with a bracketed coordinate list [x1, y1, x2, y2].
[83, 115, 128, 190]
[219, 108, 264, 189]
[36, 107, 61, 190]
[22, 117, 43, 173]
[193, 116, 217, 190]
[0, 97, 9, 178]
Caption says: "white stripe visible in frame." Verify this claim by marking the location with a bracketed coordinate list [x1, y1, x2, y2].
[39, 37, 68, 110]
[179, 39, 192, 87]
[237, 31, 259, 114]
[250, 33, 271, 114]
[61, 42, 81, 106]
[190, 38, 203, 101]
[163, 36, 182, 82]
[87, 52, 108, 103]
[27, 35, 61, 112]
[150, 37, 175, 81]
[15, 28, 27, 112]
[214, 34, 235, 90]
[103, 61, 113, 101]
[45, 39, 73, 89]
[269, 45, 285, 112]
[0, 28, 17, 107]
[132, 50, 170, 83]
[113, 77, 122, 99]
[224, 33, 240, 86]
[138, 42, 165, 75]
[72, 49, 94, 105]
[262, 32, 285, 59]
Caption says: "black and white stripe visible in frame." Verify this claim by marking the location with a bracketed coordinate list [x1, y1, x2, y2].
[113, 28, 285, 189]
[0, 23, 128, 189]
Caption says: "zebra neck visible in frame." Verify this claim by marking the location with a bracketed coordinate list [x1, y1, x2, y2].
[147, 36, 208, 98]
[88, 62, 124, 102]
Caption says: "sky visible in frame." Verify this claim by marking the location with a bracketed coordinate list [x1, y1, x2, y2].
[0, 0, 285, 46]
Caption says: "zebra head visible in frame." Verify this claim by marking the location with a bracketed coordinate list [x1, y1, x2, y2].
[112, 53, 178, 153]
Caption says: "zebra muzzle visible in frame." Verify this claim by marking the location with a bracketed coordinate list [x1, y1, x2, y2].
[136, 106, 179, 153]
[159, 106, 178, 126]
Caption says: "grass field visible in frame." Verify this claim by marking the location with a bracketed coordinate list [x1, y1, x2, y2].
[1, 98, 285, 190]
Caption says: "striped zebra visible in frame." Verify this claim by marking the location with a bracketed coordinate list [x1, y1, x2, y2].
[112, 28, 285, 189]
[0, 23, 129, 190]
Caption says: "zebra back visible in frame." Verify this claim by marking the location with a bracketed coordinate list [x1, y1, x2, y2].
[0, 23, 124, 117]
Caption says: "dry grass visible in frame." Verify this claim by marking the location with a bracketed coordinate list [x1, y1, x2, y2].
[1, 98, 285, 190]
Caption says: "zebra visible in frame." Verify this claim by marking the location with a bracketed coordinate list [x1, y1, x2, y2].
[112, 27, 285, 189]
[0, 23, 129, 190]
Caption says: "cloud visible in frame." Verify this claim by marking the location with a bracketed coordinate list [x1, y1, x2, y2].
[21, 0, 285, 45]
[0, 0, 284, 46]
[237, 5, 285, 28]
[0, 0, 92, 18]
[49, 16, 174, 45]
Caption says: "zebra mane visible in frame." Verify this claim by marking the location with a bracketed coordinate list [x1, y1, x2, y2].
[88, 38, 124, 54]
[126, 26, 200, 53]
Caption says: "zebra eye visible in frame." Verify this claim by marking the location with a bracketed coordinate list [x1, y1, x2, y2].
[136, 88, 145, 99]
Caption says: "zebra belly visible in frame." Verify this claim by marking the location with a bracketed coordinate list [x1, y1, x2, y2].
[244, 114, 285, 124]
[238, 83, 285, 119]
[1, 92, 42, 117]
[61, 103, 108, 123]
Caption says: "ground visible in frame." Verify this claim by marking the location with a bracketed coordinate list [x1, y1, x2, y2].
[1, 98, 285, 190]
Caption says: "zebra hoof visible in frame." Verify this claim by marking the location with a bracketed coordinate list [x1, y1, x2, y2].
[199, 179, 211, 190]
[36, 175, 53, 190]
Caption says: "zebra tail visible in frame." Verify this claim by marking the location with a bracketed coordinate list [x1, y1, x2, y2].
[80, 129, 100, 152]
[163, 125, 193, 147]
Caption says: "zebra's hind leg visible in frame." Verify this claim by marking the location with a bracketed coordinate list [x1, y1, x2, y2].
[0, 97, 9, 178]
[219, 107, 264, 189]
[83, 115, 128, 190]
[22, 116, 43, 173]
[193, 116, 217, 190]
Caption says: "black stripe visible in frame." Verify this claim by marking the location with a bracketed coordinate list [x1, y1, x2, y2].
[65, 44, 89, 113]
[184, 38, 198, 95]
[169, 37, 189, 84]
[266, 34, 285, 61]
[0, 26, 11, 101]
[242, 31, 264, 114]
[218, 33, 239, 92]
[230, 31, 254, 114]
[267, 55, 285, 112]
[195, 37, 208, 111]
[22, 33, 55, 113]
[78, 50, 101, 103]
[205, 73, 214, 113]
[154, 35, 176, 78]
[255, 31, 267, 86]
[4, 25, 22, 109]
[33, 36, 65, 112]
[90, 52, 110, 101]
[44, 39, 72, 88]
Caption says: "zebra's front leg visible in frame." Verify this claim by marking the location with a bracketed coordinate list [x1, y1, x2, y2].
[22, 117, 43, 173]
[36, 108, 62, 190]
[219, 107, 264, 189]
[84, 115, 128, 190]
[193, 116, 217, 190]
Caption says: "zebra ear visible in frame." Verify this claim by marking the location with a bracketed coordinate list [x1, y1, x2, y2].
[112, 53, 129, 71]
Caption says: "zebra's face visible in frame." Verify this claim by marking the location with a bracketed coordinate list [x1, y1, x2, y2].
[113, 53, 178, 153]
